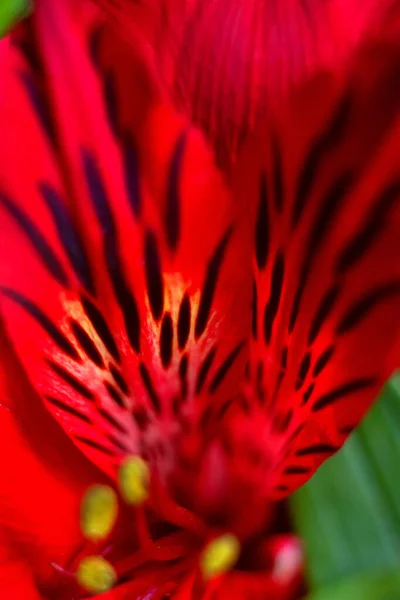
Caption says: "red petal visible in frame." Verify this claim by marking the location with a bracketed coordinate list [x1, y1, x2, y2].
[94, 0, 397, 163]
[233, 22, 400, 497]
[0, 323, 102, 593]
[0, 535, 42, 600]
[0, 1, 251, 477]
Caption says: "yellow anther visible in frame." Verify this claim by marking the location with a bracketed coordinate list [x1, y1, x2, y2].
[119, 456, 150, 505]
[76, 555, 117, 594]
[80, 485, 118, 542]
[200, 534, 241, 580]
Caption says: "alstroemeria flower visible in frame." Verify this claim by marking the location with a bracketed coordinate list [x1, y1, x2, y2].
[0, 0, 400, 598]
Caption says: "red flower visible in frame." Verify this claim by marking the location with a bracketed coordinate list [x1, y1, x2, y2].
[0, 0, 400, 598]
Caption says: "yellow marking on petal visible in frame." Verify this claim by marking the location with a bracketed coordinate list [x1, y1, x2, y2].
[80, 485, 118, 542]
[76, 556, 116, 594]
[200, 534, 241, 580]
[119, 456, 150, 505]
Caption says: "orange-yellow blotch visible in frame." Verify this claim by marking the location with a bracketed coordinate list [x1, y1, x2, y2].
[119, 456, 150, 505]
[76, 556, 117, 594]
[200, 534, 241, 580]
[80, 485, 118, 542]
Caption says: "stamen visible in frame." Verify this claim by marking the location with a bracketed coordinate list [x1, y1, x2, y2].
[80, 485, 118, 542]
[200, 534, 241, 580]
[119, 456, 150, 505]
[76, 555, 117, 594]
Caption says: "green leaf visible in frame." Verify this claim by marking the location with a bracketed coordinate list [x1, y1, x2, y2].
[291, 375, 400, 591]
[307, 570, 400, 600]
[0, 0, 31, 39]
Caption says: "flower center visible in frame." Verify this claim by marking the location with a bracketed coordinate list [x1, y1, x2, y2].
[76, 455, 242, 596]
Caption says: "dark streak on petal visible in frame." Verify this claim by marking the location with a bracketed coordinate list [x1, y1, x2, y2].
[0, 192, 69, 287]
[81, 296, 121, 363]
[289, 173, 353, 332]
[302, 382, 315, 405]
[296, 444, 338, 457]
[46, 359, 95, 400]
[196, 346, 217, 395]
[103, 70, 120, 135]
[19, 71, 57, 146]
[336, 282, 400, 334]
[336, 180, 400, 273]
[177, 293, 191, 350]
[284, 466, 310, 475]
[109, 363, 130, 395]
[165, 132, 186, 251]
[75, 435, 116, 456]
[195, 228, 232, 339]
[82, 149, 141, 352]
[252, 278, 258, 339]
[98, 406, 127, 435]
[45, 395, 92, 424]
[255, 173, 269, 269]
[71, 320, 105, 368]
[144, 231, 164, 322]
[264, 252, 285, 344]
[39, 182, 95, 294]
[292, 94, 351, 228]
[160, 312, 174, 369]
[123, 131, 141, 218]
[139, 363, 162, 414]
[312, 346, 335, 377]
[1, 287, 79, 360]
[308, 285, 341, 345]
[209, 342, 245, 394]
[179, 353, 189, 399]
[104, 380, 126, 408]
[312, 376, 377, 412]
[295, 351, 311, 390]
[271, 136, 284, 213]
